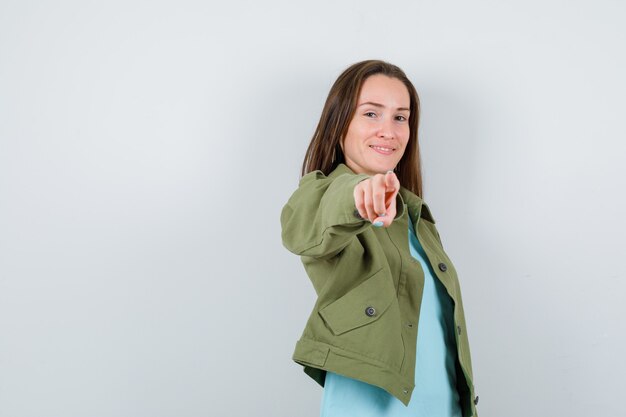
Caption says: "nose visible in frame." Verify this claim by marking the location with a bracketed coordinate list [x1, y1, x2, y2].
[377, 116, 394, 139]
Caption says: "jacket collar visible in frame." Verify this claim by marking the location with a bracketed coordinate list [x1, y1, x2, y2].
[328, 163, 436, 224]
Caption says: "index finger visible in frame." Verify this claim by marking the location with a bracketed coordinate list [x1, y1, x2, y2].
[385, 170, 400, 191]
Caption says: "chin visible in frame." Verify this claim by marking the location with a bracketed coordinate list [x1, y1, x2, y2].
[367, 165, 394, 175]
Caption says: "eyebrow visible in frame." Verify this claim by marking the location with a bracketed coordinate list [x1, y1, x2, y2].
[358, 101, 410, 112]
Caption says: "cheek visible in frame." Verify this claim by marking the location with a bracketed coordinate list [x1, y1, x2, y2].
[349, 119, 370, 136]
[354, 128, 369, 143]
[344, 128, 364, 149]
[400, 127, 410, 144]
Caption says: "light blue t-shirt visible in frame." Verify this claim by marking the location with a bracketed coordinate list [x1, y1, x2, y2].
[320, 217, 462, 417]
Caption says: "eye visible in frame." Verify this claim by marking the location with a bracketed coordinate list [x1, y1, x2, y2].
[396, 115, 408, 122]
[364, 111, 377, 117]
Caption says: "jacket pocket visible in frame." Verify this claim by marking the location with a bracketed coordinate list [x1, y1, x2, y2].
[318, 267, 395, 335]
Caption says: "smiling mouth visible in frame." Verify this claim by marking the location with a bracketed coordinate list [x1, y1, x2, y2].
[369, 145, 396, 154]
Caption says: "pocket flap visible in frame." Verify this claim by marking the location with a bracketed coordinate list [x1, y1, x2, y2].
[319, 268, 395, 335]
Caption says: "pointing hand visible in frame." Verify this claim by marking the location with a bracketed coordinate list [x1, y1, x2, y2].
[353, 171, 400, 227]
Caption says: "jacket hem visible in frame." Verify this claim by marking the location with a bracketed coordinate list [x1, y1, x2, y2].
[292, 337, 478, 416]
[292, 337, 415, 407]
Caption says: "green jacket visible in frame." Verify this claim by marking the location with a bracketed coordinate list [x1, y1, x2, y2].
[280, 163, 479, 416]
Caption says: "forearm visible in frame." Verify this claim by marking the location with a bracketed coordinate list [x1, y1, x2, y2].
[280, 171, 371, 259]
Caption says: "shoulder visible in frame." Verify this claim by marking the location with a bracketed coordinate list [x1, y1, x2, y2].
[298, 169, 328, 186]
[299, 164, 370, 188]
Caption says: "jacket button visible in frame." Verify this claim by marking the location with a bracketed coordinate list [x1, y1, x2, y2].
[353, 209, 365, 220]
[474, 395, 479, 405]
[438, 262, 447, 272]
[365, 306, 376, 317]
[457, 325, 462, 335]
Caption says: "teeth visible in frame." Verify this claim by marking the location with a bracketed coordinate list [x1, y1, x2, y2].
[370, 146, 394, 151]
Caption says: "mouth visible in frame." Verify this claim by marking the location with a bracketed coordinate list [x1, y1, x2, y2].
[369, 145, 396, 155]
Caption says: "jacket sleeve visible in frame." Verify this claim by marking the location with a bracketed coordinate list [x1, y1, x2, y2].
[280, 170, 373, 259]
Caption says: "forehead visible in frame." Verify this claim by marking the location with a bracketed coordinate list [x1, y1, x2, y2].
[358, 75, 410, 106]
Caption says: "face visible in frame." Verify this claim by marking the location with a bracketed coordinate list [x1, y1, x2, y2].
[340, 74, 411, 176]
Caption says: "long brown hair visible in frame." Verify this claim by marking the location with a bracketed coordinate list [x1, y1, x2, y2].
[301, 59, 423, 197]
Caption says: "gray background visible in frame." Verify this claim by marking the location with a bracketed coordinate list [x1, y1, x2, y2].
[1, 1, 624, 416]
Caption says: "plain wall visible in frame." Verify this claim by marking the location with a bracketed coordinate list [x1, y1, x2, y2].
[1, 1, 624, 416]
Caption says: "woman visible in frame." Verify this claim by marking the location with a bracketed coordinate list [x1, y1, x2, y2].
[280, 60, 479, 417]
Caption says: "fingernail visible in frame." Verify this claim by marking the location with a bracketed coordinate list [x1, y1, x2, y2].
[373, 221, 383, 227]
[379, 213, 386, 217]
[386, 170, 393, 174]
